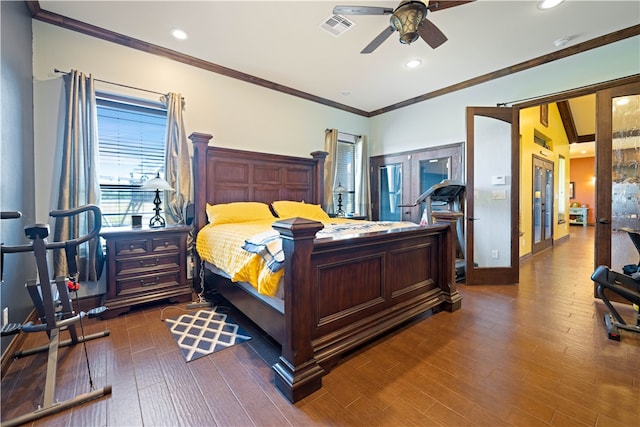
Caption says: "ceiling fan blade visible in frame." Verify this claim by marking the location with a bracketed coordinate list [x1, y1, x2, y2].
[333, 5, 394, 15]
[418, 19, 448, 49]
[361, 26, 395, 54]
[427, 0, 475, 12]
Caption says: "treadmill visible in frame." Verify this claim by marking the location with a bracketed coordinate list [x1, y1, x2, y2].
[415, 180, 466, 281]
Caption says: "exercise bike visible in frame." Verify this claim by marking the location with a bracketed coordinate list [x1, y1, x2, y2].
[0, 205, 111, 427]
[591, 228, 640, 341]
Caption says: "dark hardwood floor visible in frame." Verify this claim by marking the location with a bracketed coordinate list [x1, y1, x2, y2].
[2, 226, 639, 426]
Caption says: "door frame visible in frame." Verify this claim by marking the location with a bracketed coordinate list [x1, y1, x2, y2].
[512, 75, 640, 279]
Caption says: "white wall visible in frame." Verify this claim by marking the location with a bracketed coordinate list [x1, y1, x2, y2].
[32, 22, 370, 222]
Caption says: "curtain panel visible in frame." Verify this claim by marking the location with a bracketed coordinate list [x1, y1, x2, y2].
[323, 129, 339, 213]
[53, 70, 103, 282]
[162, 93, 193, 248]
[355, 135, 371, 219]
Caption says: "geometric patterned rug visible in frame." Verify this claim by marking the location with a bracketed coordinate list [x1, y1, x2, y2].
[164, 308, 252, 362]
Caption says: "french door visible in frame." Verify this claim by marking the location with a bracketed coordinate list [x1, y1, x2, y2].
[532, 156, 554, 254]
[595, 81, 640, 299]
[465, 106, 520, 285]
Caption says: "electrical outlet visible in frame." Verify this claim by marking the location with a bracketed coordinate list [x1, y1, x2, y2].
[491, 250, 499, 259]
[2, 307, 8, 326]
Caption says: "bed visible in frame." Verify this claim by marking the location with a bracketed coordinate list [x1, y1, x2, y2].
[189, 132, 462, 402]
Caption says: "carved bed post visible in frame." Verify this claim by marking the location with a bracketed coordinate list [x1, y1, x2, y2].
[188, 132, 212, 291]
[432, 211, 463, 312]
[310, 151, 328, 206]
[271, 217, 325, 402]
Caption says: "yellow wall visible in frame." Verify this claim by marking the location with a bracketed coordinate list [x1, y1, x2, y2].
[519, 104, 571, 257]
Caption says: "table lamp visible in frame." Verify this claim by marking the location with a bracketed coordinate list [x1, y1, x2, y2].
[334, 183, 346, 217]
[141, 172, 174, 228]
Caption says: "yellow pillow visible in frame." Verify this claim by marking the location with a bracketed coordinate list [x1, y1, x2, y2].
[206, 202, 274, 225]
[272, 201, 330, 221]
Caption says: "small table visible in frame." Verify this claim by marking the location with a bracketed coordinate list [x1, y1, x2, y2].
[569, 207, 588, 227]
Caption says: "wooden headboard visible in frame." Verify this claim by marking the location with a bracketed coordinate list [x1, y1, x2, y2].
[189, 132, 328, 235]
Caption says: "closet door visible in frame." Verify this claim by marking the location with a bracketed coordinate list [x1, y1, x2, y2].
[370, 144, 464, 223]
[370, 153, 411, 221]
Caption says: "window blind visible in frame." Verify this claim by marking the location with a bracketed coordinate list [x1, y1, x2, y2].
[96, 96, 167, 227]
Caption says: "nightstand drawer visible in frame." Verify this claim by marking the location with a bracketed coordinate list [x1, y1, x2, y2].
[115, 239, 149, 256]
[115, 253, 180, 277]
[152, 236, 181, 252]
[115, 271, 181, 297]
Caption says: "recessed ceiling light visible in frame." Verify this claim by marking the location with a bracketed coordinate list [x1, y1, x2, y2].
[341, 90, 352, 96]
[553, 37, 570, 48]
[405, 59, 422, 68]
[171, 29, 188, 40]
[538, 0, 564, 10]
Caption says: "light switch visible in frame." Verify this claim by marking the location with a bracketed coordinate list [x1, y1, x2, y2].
[491, 175, 506, 185]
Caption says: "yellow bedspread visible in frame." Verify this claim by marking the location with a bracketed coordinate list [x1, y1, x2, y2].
[196, 217, 418, 297]
[196, 219, 284, 297]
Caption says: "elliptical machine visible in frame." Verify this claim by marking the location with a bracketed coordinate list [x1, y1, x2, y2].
[591, 228, 640, 341]
[0, 205, 111, 427]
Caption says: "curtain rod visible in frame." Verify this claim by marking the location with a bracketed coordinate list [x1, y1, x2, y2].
[326, 129, 362, 139]
[497, 79, 614, 106]
[54, 68, 168, 98]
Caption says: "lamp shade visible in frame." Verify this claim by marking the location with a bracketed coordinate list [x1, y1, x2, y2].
[142, 172, 174, 191]
[334, 183, 347, 193]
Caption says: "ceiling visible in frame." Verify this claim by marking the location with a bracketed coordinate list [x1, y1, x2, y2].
[33, 1, 638, 158]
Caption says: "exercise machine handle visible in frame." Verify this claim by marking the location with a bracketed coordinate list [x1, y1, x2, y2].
[1, 205, 101, 254]
[49, 204, 102, 247]
[1, 211, 22, 220]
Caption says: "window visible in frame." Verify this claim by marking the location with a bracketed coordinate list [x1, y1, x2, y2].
[334, 133, 356, 214]
[96, 94, 167, 227]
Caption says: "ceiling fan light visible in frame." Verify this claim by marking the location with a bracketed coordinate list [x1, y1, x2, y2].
[391, 1, 427, 45]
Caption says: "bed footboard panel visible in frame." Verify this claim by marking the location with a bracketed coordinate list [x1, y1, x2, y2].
[309, 228, 445, 365]
[272, 218, 460, 402]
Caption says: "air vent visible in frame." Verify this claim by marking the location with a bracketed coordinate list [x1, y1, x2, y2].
[320, 14, 355, 37]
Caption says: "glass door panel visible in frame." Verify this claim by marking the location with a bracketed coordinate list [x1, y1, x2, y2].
[379, 163, 402, 221]
[533, 163, 543, 245]
[595, 80, 640, 300]
[544, 167, 554, 241]
[472, 115, 512, 269]
[418, 157, 450, 215]
[611, 93, 640, 273]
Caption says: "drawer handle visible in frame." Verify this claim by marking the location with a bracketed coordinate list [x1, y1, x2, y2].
[140, 277, 159, 287]
[139, 258, 160, 267]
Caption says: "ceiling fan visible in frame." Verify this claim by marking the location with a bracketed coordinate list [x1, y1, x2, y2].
[333, 1, 474, 53]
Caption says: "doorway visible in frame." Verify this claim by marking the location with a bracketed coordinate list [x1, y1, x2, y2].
[532, 156, 554, 254]
[514, 76, 639, 292]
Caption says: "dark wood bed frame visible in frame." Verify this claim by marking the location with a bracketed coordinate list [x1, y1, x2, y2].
[189, 132, 462, 402]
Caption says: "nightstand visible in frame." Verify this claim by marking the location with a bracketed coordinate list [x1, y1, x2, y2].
[100, 224, 193, 318]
